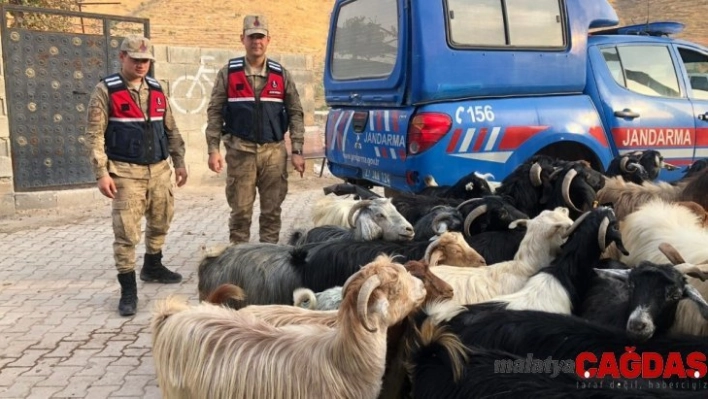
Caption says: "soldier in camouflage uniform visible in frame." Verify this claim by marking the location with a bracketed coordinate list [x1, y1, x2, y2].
[205, 14, 306, 245]
[85, 35, 188, 316]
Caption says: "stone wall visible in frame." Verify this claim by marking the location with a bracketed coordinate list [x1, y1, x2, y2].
[0, 42, 320, 217]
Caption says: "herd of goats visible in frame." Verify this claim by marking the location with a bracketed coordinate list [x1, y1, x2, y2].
[149, 150, 708, 398]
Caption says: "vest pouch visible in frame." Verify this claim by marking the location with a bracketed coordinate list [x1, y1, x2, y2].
[158, 132, 169, 160]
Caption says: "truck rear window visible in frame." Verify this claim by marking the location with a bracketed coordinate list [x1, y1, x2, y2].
[446, 0, 565, 48]
[330, 0, 399, 80]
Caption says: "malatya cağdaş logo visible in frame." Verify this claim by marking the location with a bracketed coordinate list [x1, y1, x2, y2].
[576, 347, 707, 379]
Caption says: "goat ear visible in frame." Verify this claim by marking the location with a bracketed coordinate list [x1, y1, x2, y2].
[373, 295, 390, 321]
[508, 219, 528, 229]
[684, 285, 708, 320]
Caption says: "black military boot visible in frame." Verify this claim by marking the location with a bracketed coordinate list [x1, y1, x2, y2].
[140, 251, 182, 284]
[117, 271, 138, 316]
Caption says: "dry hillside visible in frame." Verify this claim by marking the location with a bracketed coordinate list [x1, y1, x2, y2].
[90, 0, 707, 67]
[610, 0, 708, 47]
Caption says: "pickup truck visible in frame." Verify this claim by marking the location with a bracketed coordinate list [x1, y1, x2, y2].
[322, 0, 708, 193]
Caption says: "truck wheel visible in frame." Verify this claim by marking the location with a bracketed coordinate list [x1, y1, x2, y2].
[536, 142, 602, 172]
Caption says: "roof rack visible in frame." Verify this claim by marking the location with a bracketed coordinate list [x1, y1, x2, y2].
[591, 21, 684, 37]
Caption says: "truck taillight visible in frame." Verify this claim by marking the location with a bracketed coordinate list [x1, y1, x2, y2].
[407, 113, 452, 155]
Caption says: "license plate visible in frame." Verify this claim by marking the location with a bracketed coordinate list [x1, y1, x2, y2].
[362, 169, 391, 186]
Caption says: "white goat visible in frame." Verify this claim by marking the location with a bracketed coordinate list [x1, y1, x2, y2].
[312, 196, 360, 227]
[151, 255, 426, 399]
[431, 207, 573, 305]
[616, 200, 708, 266]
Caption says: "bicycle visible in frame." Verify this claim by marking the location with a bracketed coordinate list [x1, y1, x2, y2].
[170, 55, 217, 114]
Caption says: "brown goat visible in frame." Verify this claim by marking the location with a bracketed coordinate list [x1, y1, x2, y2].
[152, 255, 426, 399]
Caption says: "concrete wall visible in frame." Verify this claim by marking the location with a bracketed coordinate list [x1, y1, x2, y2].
[0, 43, 321, 217]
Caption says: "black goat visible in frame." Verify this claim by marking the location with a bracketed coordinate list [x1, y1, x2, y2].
[495, 155, 558, 217]
[580, 260, 708, 341]
[457, 195, 529, 237]
[682, 158, 708, 181]
[606, 152, 650, 184]
[412, 206, 464, 241]
[299, 232, 485, 292]
[405, 332, 684, 399]
[465, 228, 526, 264]
[545, 161, 605, 220]
[407, 304, 708, 397]
[391, 192, 463, 225]
[418, 170, 493, 199]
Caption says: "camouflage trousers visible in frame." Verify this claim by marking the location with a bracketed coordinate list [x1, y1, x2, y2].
[224, 137, 288, 244]
[111, 170, 174, 273]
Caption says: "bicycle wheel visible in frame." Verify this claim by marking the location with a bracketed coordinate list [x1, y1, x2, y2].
[170, 76, 208, 114]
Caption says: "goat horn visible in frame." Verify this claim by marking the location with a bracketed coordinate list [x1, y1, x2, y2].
[597, 217, 610, 253]
[347, 200, 373, 228]
[561, 169, 582, 212]
[594, 268, 631, 281]
[655, 154, 661, 169]
[529, 163, 543, 187]
[561, 211, 591, 239]
[684, 285, 708, 320]
[675, 264, 708, 281]
[357, 274, 382, 333]
[424, 235, 442, 264]
[463, 204, 488, 237]
[658, 242, 685, 265]
[455, 198, 484, 211]
[619, 156, 632, 173]
[548, 167, 564, 180]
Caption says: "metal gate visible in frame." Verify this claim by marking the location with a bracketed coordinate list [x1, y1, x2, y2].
[1, 5, 149, 192]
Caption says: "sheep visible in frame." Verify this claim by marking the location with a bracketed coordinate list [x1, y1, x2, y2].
[289, 197, 414, 245]
[198, 232, 478, 309]
[300, 231, 486, 293]
[483, 206, 628, 314]
[431, 207, 573, 305]
[412, 302, 708, 391]
[404, 305, 707, 398]
[418, 170, 493, 199]
[151, 255, 427, 399]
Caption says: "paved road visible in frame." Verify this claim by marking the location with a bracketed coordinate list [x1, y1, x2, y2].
[0, 175, 339, 398]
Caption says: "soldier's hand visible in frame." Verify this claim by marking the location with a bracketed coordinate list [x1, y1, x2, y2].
[292, 154, 305, 178]
[208, 152, 224, 173]
[175, 167, 188, 187]
[97, 175, 117, 199]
